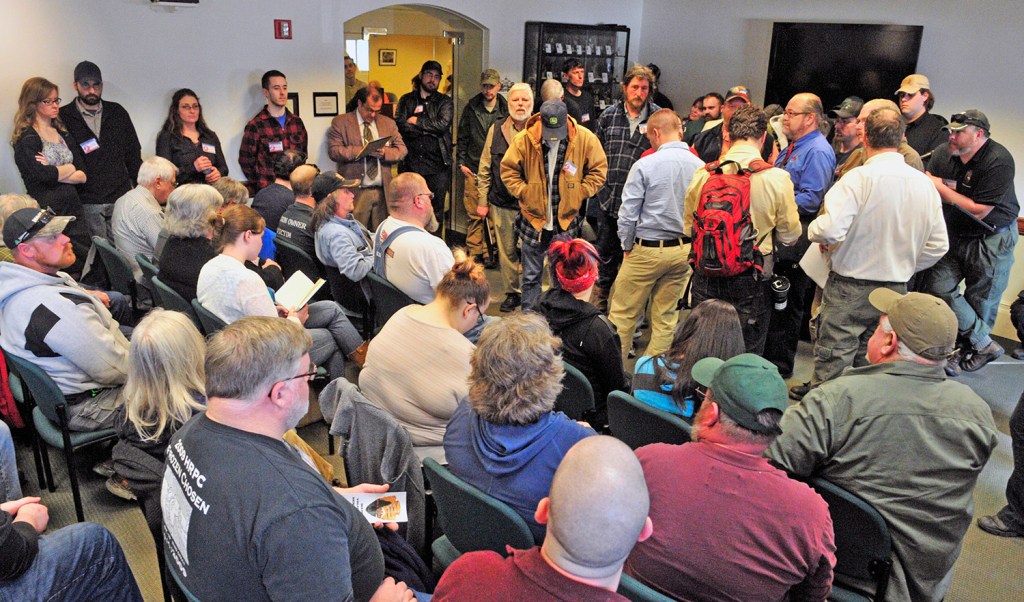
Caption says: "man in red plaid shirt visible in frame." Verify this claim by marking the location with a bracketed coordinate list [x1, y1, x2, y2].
[239, 70, 308, 194]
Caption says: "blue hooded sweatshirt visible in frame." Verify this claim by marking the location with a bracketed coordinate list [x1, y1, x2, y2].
[443, 399, 595, 543]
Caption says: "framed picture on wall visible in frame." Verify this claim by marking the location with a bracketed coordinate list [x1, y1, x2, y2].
[379, 49, 397, 66]
[313, 92, 339, 117]
[287, 92, 300, 116]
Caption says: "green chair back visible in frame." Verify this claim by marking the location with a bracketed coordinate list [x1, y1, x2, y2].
[135, 252, 159, 292]
[553, 362, 596, 420]
[191, 299, 227, 336]
[366, 271, 419, 333]
[274, 238, 331, 303]
[618, 574, 676, 602]
[151, 276, 201, 330]
[607, 391, 691, 449]
[92, 236, 136, 298]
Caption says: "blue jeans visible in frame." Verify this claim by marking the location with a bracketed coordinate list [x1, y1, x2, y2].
[307, 300, 364, 382]
[521, 229, 556, 311]
[0, 421, 20, 502]
[0, 522, 143, 601]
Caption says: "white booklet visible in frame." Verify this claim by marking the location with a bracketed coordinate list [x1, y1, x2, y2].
[340, 491, 408, 523]
[274, 270, 326, 312]
[799, 243, 831, 290]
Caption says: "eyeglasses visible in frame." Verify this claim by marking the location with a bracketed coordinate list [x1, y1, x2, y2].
[38, 98, 61, 106]
[784, 110, 811, 118]
[416, 192, 435, 201]
[281, 362, 318, 383]
[896, 91, 919, 101]
[12, 208, 56, 247]
[179, 103, 201, 111]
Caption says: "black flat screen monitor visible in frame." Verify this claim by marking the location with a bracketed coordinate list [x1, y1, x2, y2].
[765, 23, 924, 111]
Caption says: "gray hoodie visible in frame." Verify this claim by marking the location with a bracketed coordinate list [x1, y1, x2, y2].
[0, 262, 128, 395]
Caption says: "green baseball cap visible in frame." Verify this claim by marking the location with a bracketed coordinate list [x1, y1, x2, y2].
[691, 353, 788, 434]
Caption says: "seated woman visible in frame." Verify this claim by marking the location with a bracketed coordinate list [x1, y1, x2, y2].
[359, 259, 487, 457]
[156, 88, 228, 186]
[197, 204, 367, 380]
[213, 176, 278, 266]
[444, 312, 595, 543]
[157, 184, 220, 300]
[536, 237, 628, 427]
[632, 299, 744, 420]
[311, 173, 373, 309]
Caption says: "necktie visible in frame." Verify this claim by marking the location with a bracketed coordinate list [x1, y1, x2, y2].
[781, 142, 795, 167]
[363, 122, 378, 179]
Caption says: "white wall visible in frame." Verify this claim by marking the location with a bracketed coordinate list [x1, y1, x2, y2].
[639, 0, 1024, 339]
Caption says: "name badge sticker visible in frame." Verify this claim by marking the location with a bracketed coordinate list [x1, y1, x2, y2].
[268, 141, 284, 153]
[639, 124, 648, 135]
[201, 143, 216, 154]
[581, 113, 590, 123]
[414, 105, 424, 114]
[562, 160, 578, 176]
[80, 138, 99, 154]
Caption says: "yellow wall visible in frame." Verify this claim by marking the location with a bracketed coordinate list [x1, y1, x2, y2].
[368, 34, 451, 104]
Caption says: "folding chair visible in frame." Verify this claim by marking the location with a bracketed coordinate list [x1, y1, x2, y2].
[607, 391, 691, 449]
[553, 361, 596, 420]
[191, 299, 227, 336]
[618, 574, 676, 602]
[135, 252, 159, 293]
[150, 275, 202, 330]
[324, 268, 371, 339]
[274, 238, 331, 303]
[92, 236, 139, 315]
[366, 271, 419, 333]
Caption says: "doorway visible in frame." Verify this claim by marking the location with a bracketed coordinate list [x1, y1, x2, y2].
[344, 5, 487, 239]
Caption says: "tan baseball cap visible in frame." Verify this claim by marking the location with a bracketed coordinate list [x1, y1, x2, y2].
[895, 74, 930, 95]
[869, 289, 957, 360]
[481, 69, 501, 86]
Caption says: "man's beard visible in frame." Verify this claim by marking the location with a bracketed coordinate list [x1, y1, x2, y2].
[79, 94, 100, 106]
[426, 211, 440, 233]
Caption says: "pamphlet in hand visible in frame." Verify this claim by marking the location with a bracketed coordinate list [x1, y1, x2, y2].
[274, 270, 326, 312]
[355, 136, 392, 160]
[340, 491, 408, 523]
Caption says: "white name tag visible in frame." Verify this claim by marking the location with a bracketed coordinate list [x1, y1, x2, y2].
[639, 124, 648, 135]
[80, 138, 99, 154]
[581, 113, 590, 123]
[562, 160, 578, 176]
[414, 105, 424, 114]
[202, 143, 216, 154]
[268, 141, 284, 152]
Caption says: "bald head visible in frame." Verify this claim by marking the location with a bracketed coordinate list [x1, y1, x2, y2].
[544, 436, 650, 576]
[782, 93, 824, 141]
[289, 165, 318, 198]
[540, 79, 564, 103]
[864, 107, 905, 151]
[858, 99, 903, 148]
[647, 109, 682, 148]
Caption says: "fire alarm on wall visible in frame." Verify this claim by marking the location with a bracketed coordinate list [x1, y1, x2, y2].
[274, 19, 292, 40]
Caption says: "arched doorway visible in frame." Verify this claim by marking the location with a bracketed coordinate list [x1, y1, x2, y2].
[344, 5, 487, 240]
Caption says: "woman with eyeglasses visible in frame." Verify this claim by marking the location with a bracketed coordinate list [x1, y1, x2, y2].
[156, 88, 228, 186]
[359, 259, 488, 459]
[10, 77, 90, 275]
[197, 204, 368, 382]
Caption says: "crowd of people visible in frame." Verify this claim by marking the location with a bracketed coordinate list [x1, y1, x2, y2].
[0, 51, 1020, 602]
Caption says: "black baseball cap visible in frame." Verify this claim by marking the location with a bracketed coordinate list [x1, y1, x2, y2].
[73, 61, 102, 84]
[311, 172, 359, 202]
[3, 208, 76, 249]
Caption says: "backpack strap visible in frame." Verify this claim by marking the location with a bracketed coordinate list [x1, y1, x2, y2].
[372, 225, 420, 278]
[747, 159, 773, 174]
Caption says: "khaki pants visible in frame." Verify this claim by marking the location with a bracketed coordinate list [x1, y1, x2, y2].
[489, 204, 521, 295]
[463, 172, 486, 256]
[352, 187, 387, 233]
[608, 243, 691, 362]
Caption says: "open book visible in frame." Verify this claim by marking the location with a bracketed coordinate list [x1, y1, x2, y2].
[274, 270, 326, 312]
[354, 135, 392, 160]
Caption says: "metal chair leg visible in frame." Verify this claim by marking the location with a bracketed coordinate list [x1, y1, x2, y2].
[56, 404, 85, 522]
[328, 434, 335, 456]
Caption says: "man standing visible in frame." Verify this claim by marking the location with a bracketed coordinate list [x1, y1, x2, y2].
[684, 105, 802, 354]
[829, 96, 864, 169]
[501, 100, 607, 310]
[327, 87, 408, 232]
[239, 70, 308, 194]
[920, 110, 1019, 373]
[767, 289, 998, 602]
[111, 156, 177, 283]
[592, 65, 660, 310]
[457, 69, 508, 264]
[835, 98, 924, 179]
[646, 64, 674, 111]
[896, 74, 948, 156]
[396, 60, 454, 227]
[796, 107, 948, 397]
[562, 58, 596, 129]
[59, 61, 143, 243]
[627, 354, 835, 600]
[701, 92, 724, 121]
[477, 83, 533, 313]
[609, 109, 703, 361]
[162, 316, 412, 601]
[0, 208, 129, 431]
[343, 55, 366, 106]
[978, 390, 1024, 538]
[691, 85, 771, 163]
[276, 164, 320, 256]
[764, 93, 836, 378]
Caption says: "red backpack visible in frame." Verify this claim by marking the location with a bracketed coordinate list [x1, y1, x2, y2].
[689, 159, 771, 277]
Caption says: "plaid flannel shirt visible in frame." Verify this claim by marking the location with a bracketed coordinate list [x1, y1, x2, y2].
[593, 101, 659, 215]
[514, 138, 583, 244]
[238, 106, 308, 192]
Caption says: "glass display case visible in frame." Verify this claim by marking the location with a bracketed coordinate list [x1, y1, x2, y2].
[523, 21, 631, 111]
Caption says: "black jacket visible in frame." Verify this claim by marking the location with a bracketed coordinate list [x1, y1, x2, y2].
[156, 129, 229, 185]
[59, 100, 143, 205]
[395, 89, 454, 174]
[12, 128, 85, 216]
[536, 287, 629, 412]
[456, 92, 508, 171]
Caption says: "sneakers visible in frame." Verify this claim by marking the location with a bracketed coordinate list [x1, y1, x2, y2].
[1012, 347, 1024, 361]
[789, 382, 811, 401]
[499, 293, 521, 313]
[977, 514, 1024, 538]
[944, 349, 963, 377]
[961, 341, 1004, 372]
[92, 459, 116, 478]
[105, 474, 137, 501]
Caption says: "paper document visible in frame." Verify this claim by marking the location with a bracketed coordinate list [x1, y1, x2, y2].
[274, 270, 326, 312]
[799, 244, 831, 289]
[355, 136, 392, 160]
[341, 492, 408, 523]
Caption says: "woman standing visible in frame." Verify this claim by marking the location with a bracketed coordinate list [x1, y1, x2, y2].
[156, 88, 228, 185]
[11, 77, 90, 275]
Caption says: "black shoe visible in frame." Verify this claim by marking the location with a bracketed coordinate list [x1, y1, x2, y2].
[105, 474, 137, 501]
[472, 254, 486, 266]
[977, 514, 1024, 538]
[944, 349, 963, 377]
[499, 293, 521, 313]
[1013, 347, 1024, 361]
[789, 382, 811, 401]
[961, 341, 1004, 372]
[92, 459, 116, 478]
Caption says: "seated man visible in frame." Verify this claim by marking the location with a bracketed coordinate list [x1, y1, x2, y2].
[162, 316, 413, 601]
[766, 290, 999, 602]
[0, 496, 142, 600]
[374, 172, 457, 303]
[111, 155, 177, 282]
[0, 208, 129, 430]
[434, 436, 651, 601]
[444, 313, 595, 542]
[275, 163, 320, 256]
[250, 148, 305, 231]
[626, 353, 835, 601]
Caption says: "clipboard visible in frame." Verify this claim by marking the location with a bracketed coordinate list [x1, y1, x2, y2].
[355, 136, 392, 160]
[941, 200, 997, 233]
